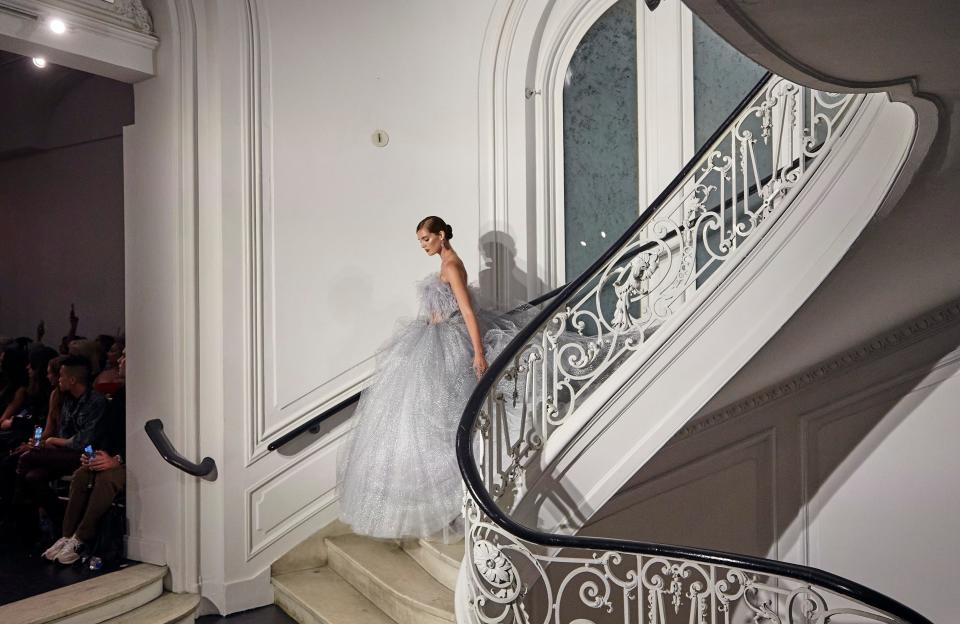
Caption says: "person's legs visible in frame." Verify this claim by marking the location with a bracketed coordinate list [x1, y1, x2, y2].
[56, 468, 125, 565]
[73, 468, 124, 543]
[11, 447, 82, 542]
[45, 466, 94, 560]
[61, 467, 94, 539]
[16, 447, 82, 511]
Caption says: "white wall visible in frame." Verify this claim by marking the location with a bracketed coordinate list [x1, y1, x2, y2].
[174, 0, 502, 613]
[589, 302, 960, 623]
[0, 138, 125, 342]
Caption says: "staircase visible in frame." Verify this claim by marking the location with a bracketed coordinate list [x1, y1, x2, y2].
[0, 564, 199, 624]
[269, 72, 931, 624]
[272, 535, 463, 624]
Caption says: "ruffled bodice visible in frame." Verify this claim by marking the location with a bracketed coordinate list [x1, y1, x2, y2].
[417, 273, 481, 321]
[417, 274, 459, 320]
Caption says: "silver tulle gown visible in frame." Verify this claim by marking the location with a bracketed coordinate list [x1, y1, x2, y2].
[337, 274, 524, 541]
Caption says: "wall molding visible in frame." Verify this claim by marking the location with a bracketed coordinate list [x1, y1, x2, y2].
[238, 0, 377, 465]
[673, 298, 960, 443]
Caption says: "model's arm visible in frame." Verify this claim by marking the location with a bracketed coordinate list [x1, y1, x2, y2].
[443, 264, 489, 378]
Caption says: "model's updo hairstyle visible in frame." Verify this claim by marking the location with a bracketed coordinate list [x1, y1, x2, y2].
[416, 215, 453, 241]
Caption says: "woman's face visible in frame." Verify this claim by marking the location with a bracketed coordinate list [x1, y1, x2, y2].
[47, 362, 58, 386]
[417, 228, 444, 256]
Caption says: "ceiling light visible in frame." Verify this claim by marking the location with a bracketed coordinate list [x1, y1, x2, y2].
[49, 18, 66, 34]
[32, 57, 47, 68]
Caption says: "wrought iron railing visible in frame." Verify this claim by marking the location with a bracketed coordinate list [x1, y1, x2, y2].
[456, 74, 931, 623]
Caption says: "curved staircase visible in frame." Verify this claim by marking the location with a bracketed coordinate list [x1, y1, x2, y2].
[272, 535, 463, 624]
[269, 65, 932, 624]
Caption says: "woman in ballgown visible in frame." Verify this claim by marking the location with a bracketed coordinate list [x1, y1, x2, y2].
[337, 216, 518, 541]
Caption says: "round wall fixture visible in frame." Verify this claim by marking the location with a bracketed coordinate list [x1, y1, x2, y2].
[371, 130, 389, 147]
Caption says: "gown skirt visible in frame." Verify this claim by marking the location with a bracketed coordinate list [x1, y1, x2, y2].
[337, 274, 526, 540]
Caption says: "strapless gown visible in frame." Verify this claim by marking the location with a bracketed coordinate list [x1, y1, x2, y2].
[337, 274, 527, 540]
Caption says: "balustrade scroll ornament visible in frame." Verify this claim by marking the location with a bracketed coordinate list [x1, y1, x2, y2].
[473, 77, 862, 506]
[459, 74, 920, 623]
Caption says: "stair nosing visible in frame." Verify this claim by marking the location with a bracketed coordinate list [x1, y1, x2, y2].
[0, 563, 167, 624]
[273, 568, 397, 624]
[102, 592, 200, 624]
[326, 537, 454, 621]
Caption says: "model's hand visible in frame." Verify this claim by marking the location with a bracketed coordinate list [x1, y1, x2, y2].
[473, 353, 489, 379]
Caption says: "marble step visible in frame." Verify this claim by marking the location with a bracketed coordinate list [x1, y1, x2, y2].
[0, 563, 166, 624]
[273, 567, 395, 624]
[102, 592, 200, 624]
[326, 535, 454, 624]
[401, 539, 464, 590]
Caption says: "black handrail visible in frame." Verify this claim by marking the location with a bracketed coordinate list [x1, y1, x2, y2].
[144, 419, 218, 480]
[456, 72, 933, 624]
[267, 392, 362, 451]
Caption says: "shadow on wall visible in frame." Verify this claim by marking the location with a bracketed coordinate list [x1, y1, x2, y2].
[477, 230, 547, 312]
[577, 314, 960, 567]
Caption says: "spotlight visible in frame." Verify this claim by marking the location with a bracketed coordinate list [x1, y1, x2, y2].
[579, 241, 587, 247]
[49, 18, 66, 34]
[32, 57, 47, 68]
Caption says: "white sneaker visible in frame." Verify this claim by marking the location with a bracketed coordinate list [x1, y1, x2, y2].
[42, 536, 70, 561]
[55, 536, 83, 565]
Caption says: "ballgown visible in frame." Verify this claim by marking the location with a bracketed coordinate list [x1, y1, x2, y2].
[337, 273, 526, 540]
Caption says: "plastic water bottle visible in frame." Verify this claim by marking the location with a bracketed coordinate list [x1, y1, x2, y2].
[88, 556, 103, 571]
[33, 426, 42, 447]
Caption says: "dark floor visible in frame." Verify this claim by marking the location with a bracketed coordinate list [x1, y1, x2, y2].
[0, 541, 124, 605]
[198, 605, 295, 623]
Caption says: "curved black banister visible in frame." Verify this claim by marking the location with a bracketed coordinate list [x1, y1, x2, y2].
[456, 70, 933, 624]
[145, 419, 218, 481]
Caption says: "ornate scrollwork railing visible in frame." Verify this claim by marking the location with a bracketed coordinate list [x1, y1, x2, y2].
[477, 76, 863, 503]
[456, 73, 932, 624]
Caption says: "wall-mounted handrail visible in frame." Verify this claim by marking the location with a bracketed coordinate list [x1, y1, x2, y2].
[144, 419, 218, 481]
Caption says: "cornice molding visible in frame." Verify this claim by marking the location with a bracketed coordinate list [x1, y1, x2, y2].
[0, 0, 155, 38]
[673, 298, 960, 442]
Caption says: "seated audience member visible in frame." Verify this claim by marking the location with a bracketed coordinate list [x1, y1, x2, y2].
[44, 350, 126, 565]
[7, 355, 106, 540]
[94, 335, 115, 374]
[69, 340, 102, 376]
[0, 346, 29, 450]
[93, 338, 124, 397]
[0, 356, 64, 506]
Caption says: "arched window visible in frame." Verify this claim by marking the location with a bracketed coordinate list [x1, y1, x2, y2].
[558, 1, 764, 280]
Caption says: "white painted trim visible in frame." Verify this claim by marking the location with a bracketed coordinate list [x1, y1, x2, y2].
[126, 534, 169, 566]
[674, 298, 960, 443]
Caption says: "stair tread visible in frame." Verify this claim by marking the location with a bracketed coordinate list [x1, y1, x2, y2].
[102, 592, 199, 624]
[273, 568, 396, 624]
[417, 539, 464, 566]
[326, 535, 454, 617]
[0, 563, 167, 624]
